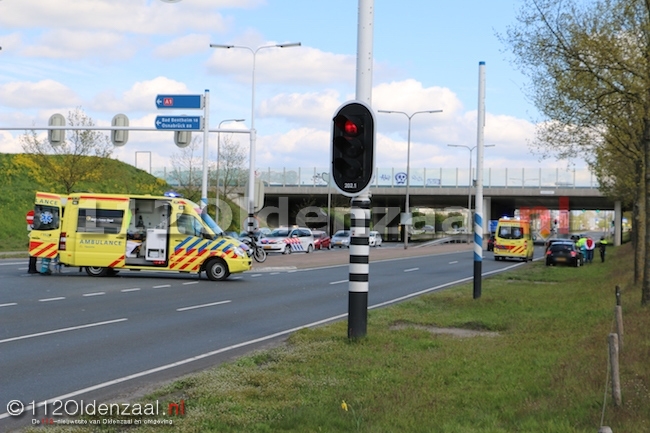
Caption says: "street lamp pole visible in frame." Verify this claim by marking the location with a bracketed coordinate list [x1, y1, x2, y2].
[210, 42, 301, 234]
[448, 144, 495, 227]
[379, 109, 442, 249]
[215, 118, 245, 226]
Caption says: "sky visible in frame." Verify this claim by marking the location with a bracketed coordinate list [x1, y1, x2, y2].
[0, 0, 588, 175]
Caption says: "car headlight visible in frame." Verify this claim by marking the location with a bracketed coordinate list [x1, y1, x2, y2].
[234, 247, 247, 257]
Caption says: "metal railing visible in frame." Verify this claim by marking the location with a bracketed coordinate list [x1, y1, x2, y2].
[152, 166, 599, 189]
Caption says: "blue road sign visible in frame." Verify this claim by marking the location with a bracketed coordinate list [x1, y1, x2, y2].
[155, 115, 203, 130]
[155, 94, 203, 109]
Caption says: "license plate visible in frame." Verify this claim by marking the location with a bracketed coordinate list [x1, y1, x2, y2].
[556, 257, 566, 262]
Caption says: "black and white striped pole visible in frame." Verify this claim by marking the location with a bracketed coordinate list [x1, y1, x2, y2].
[331, 100, 375, 339]
[349, 195, 371, 337]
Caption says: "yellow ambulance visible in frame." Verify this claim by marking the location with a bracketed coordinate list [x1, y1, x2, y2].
[493, 217, 535, 262]
[28, 191, 251, 280]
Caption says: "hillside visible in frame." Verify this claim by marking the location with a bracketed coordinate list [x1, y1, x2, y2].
[0, 153, 169, 252]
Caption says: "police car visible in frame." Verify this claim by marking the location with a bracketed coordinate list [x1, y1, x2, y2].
[261, 227, 315, 254]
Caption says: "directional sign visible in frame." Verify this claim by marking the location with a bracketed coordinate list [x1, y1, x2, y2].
[155, 94, 203, 109]
[155, 116, 203, 130]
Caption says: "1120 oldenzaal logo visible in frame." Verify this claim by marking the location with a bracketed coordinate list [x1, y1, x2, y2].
[6, 398, 185, 426]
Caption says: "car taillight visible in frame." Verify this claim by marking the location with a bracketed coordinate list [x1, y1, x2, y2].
[59, 232, 67, 251]
[546, 250, 552, 256]
[570, 251, 577, 257]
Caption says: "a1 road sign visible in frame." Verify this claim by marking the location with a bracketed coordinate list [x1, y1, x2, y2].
[155, 116, 203, 130]
[155, 94, 203, 109]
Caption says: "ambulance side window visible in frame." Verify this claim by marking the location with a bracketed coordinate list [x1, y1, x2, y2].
[76, 209, 124, 234]
[33, 205, 60, 231]
[177, 214, 202, 237]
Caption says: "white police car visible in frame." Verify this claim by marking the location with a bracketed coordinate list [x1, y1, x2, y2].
[261, 227, 314, 254]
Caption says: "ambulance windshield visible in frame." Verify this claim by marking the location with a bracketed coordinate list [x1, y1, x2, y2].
[200, 207, 224, 236]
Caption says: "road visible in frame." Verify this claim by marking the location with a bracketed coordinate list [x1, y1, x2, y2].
[0, 242, 544, 431]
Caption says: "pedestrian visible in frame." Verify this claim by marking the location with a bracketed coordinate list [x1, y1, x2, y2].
[585, 236, 595, 263]
[576, 235, 587, 263]
[597, 236, 609, 263]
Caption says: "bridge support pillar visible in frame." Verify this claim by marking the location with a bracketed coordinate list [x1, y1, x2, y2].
[614, 201, 622, 246]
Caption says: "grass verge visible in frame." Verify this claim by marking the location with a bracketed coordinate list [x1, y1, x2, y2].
[23, 244, 650, 432]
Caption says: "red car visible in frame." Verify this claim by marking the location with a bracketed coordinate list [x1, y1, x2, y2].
[312, 230, 331, 250]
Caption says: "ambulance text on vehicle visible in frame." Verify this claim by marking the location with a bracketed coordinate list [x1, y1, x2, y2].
[28, 191, 251, 281]
[493, 217, 535, 262]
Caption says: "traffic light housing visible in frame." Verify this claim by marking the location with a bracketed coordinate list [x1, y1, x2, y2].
[331, 101, 375, 196]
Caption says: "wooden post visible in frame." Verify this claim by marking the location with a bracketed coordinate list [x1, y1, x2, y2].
[608, 333, 622, 406]
[615, 286, 623, 351]
[615, 306, 624, 351]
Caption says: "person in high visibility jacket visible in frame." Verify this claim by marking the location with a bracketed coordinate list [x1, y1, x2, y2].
[597, 237, 609, 263]
[576, 235, 587, 263]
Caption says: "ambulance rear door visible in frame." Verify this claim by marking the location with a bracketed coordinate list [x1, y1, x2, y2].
[69, 194, 130, 268]
[29, 192, 64, 260]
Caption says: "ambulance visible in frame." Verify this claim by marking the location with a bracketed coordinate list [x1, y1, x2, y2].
[28, 191, 252, 280]
[493, 217, 535, 262]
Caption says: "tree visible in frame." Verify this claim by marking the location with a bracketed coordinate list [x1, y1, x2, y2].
[212, 134, 247, 203]
[167, 136, 204, 203]
[501, 0, 650, 304]
[18, 108, 114, 193]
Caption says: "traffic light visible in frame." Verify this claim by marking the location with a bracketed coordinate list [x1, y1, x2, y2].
[331, 101, 375, 196]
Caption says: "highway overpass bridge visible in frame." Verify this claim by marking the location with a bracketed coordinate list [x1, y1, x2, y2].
[156, 166, 624, 244]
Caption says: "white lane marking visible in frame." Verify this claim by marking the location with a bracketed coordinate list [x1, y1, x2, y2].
[0, 260, 528, 422]
[83, 292, 105, 297]
[404, 267, 419, 273]
[330, 280, 348, 285]
[39, 297, 66, 302]
[0, 318, 128, 345]
[250, 274, 263, 278]
[176, 300, 231, 312]
[0, 262, 24, 266]
[0, 303, 17, 308]
[121, 288, 141, 293]
[18, 267, 28, 270]
[182, 281, 199, 285]
[0, 312, 348, 421]
[153, 284, 171, 289]
[449, 260, 459, 264]
[270, 272, 280, 275]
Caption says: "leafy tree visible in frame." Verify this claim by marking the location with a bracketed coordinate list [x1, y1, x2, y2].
[167, 136, 204, 203]
[501, 0, 650, 304]
[213, 134, 247, 201]
[18, 108, 114, 194]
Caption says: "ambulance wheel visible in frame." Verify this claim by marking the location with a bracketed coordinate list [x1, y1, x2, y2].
[205, 258, 229, 281]
[85, 266, 110, 277]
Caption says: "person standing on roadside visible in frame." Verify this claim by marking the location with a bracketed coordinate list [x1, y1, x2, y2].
[26, 211, 38, 274]
[597, 236, 609, 263]
[584, 236, 595, 263]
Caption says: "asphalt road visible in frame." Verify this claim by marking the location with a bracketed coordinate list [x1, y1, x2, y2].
[0, 242, 545, 431]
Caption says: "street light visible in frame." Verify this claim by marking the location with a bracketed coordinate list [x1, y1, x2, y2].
[379, 109, 442, 249]
[210, 42, 301, 233]
[448, 144, 495, 226]
[215, 118, 245, 226]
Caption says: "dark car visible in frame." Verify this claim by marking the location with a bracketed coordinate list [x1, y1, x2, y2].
[545, 241, 582, 267]
[312, 230, 331, 250]
[487, 234, 495, 252]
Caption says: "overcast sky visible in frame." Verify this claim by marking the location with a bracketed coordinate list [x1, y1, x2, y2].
[0, 0, 587, 174]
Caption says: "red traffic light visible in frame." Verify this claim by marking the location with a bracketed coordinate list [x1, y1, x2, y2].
[334, 115, 361, 137]
[344, 120, 358, 135]
[331, 101, 375, 197]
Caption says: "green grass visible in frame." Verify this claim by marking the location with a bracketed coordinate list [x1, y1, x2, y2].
[23, 243, 650, 433]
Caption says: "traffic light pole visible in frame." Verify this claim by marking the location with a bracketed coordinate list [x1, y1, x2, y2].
[348, 194, 370, 338]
